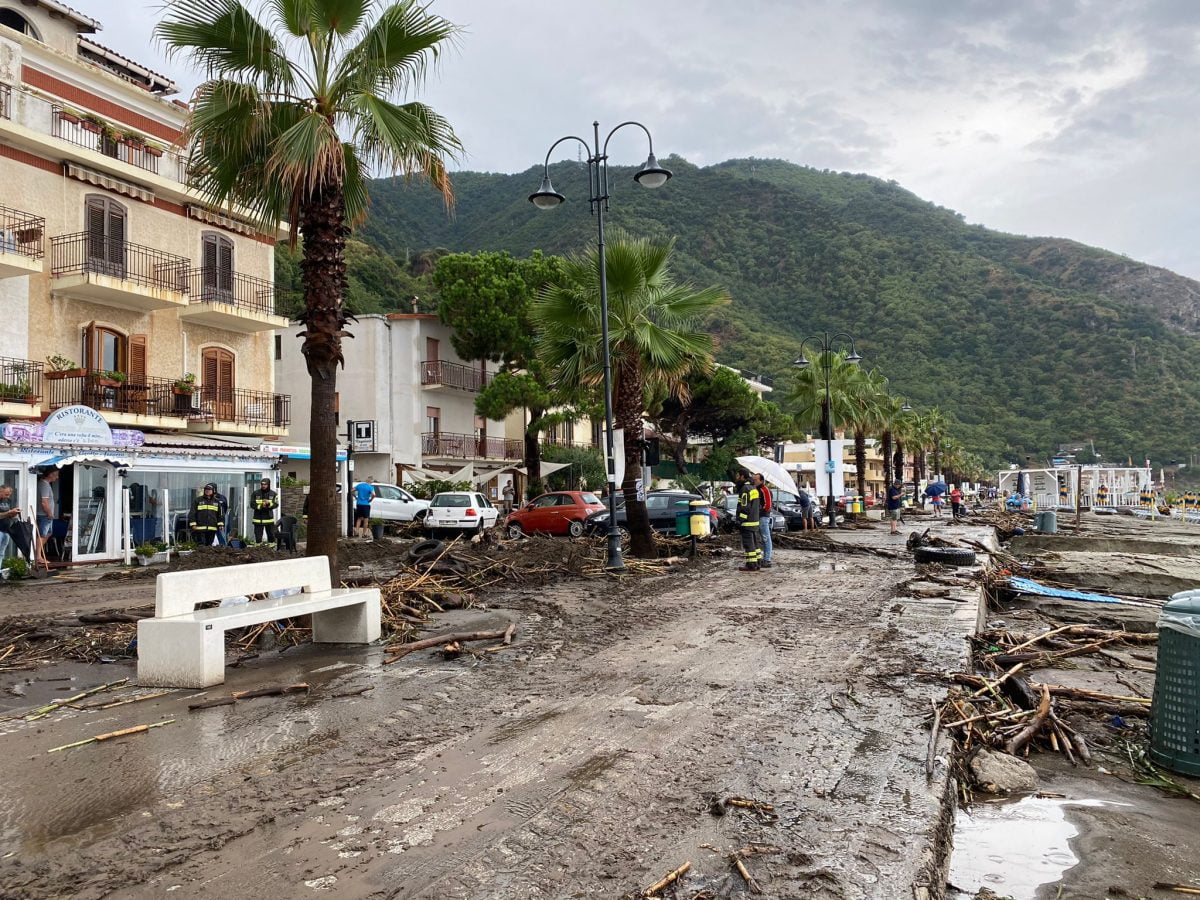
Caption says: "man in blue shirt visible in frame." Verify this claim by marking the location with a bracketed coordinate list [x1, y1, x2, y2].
[353, 476, 375, 539]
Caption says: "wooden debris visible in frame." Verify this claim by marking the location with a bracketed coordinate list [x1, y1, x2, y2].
[188, 682, 309, 711]
[25, 678, 130, 720]
[47, 718, 174, 753]
[1154, 883, 1200, 896]
[383, 628, 515, 663]
[926, 698, 942, 781]
[732, 855, 761, 894]
[643, 861, 691, 897]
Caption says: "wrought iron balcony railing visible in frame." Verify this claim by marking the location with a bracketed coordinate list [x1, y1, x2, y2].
[0, 356, 42, 404]
[0, 205, 45, 260]
[421, 431, 522, 460]
[420, 359, 492, 392]
[193, 385, 290, 428]
[50, 232, 190, 292]
[186, 268, 284, 317]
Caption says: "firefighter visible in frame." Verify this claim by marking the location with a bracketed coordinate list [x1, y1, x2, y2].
[189, 482, 223, 546]
[734, 469, 761, 573]
[251, 477, 279, 545]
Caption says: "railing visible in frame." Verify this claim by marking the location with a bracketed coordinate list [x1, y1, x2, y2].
[51, 232, 190, 292]
[421, 359, 492, 392]
[0, 356, 43, 404]
[540, 435, 595, 450]
[0, 83, 10, 120]
[186, 268, 283, 316]
[0, 205, 45, 260]
[52, 106, 165, 176]
[194, 386, 290, 428]
[422, 431, 522, 460]
[46, 370, 181, 418]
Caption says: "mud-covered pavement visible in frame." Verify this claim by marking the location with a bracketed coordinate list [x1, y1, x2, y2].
[0, 529, 990, 899]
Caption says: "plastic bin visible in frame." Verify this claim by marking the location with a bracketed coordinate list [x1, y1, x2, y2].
[674, 510, 690, 537]
[1150, 595, 1200, 776]
[1034, 510, 1058, 534]
[689, 500, 711, 537]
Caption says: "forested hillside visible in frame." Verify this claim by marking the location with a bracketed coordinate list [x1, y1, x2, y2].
[294, 157, 1200, 469]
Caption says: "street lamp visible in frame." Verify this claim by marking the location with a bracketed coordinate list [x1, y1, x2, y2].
[530, 121, 672, 572]
[792, 331, 861, 528]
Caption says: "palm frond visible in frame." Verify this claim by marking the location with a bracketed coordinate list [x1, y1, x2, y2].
[334, 0, 458, 93]
[157, 0, 297, 91]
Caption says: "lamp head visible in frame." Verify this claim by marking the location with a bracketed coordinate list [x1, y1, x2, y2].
[846, 349, 863, 365]
[633, 152, 671, 189]
[792, 356, 810, 369]
[901, 400, 913, 412]
[528, 173, 565, 209]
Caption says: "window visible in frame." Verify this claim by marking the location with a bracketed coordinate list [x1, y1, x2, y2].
[83, 324, 126, 372]
[426, 406, 440, 434]
[530, 494, 557, 508]
[274, 335, 282, 360]
[201, 347, 235, 419]
[85, 196, 126, 276]
[580, 492, 601, 505]
[0, 9, 38, 38]
[200, 233, 234, 299]
[426, 337, 439, 363]
[374, 485, 401, 501]
[564, 421, 574, 443]
[591, 421, 602, 448]
[432, 493, 469, 507]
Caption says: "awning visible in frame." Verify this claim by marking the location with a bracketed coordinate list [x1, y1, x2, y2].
[64, 162, 155, 203]
[35, 453, 132, 470]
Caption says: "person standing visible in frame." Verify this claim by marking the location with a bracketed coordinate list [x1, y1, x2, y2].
[753, 473, 774, 568]
[502, 481, 515, 515]
[189, 483, 223, 546]
[734, 470, 762, 572]
[251, 477, 279, 544]
[798, 488, 814, 531]
[950, 484, 964, 520]
[0, 484, 30, 560]
[353, 475, 375, 539]
[36, 469, 59, 564]
[886, 479, 904, 536]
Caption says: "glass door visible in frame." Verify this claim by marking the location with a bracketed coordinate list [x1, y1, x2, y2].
[73, 464, 115, 561]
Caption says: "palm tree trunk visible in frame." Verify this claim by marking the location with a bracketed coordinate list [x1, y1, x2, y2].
[616, 358, 655, 558]
[525, 405, 544, 499]
[893, 440, 905, 485]
[881, 430, 893, 492]
[854, 428, 867, 501]
[298, 184, 349, 583]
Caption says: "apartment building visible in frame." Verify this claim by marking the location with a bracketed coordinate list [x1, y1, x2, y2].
[0, 2, 289, 562]
[778, 435, 891, 497]
[275, 314, 513, 488]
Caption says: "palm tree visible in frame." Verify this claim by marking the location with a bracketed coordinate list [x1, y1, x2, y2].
[788, 352, 866, 510]
[157, 0, 462, 577]
[877, 394, 904, 494]
[534, 233, 729, 558]
[846, 368, 891, 502]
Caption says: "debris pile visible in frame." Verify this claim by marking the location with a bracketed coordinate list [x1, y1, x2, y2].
[0, 612, 147, 671]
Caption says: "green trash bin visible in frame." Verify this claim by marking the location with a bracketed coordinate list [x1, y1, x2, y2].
[1150, 594, 1200, 776]
[674, 510, 691, 536]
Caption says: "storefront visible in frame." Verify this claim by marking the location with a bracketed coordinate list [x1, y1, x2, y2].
[1, 405, 278, 564]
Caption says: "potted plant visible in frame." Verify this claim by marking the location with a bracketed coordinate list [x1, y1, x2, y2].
[369, 517, 387, 541]
[80, 112, 105, 134]
[119, 127, 146, 150]
[95, 369, 126, 388]
[0, 377, 35, 404]
[144, 140, 165, 158]
[56, 106, 83, 126]
[45, 354, 84, 380]
[14, 223, 43, 245]
[2, 557, 29, 579]
[172, 373, 196, 395]
[174, 539, 196, 557]
[135, 540, 170, 566]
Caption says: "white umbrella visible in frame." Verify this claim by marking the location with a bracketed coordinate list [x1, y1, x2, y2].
[736, 456, 800, 495]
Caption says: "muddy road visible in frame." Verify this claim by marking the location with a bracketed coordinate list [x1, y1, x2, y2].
[0, 532, 986, 899]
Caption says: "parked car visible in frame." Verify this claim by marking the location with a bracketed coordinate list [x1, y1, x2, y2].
[369, 483, 430, 523]
[425, 491, 500, 534]
[714, 494, 786, 532]
[505, 490, 606, 538]
[586, 490, 719, 535]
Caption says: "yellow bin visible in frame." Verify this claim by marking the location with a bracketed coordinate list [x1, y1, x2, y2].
[689, 500, 711, 537]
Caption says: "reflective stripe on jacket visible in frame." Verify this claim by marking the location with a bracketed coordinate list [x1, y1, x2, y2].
[190, 498, 222, 530]
[251, 489, 278, 523]
[736, 485, 761, 527]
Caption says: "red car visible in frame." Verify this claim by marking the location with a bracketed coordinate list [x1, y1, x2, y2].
[505, 490, 606, 537]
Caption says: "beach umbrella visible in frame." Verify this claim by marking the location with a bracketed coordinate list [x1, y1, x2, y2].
[735, 456, 800, 495]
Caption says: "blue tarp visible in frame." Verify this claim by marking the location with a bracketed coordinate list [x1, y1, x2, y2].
[1007, 576, 1123, 605]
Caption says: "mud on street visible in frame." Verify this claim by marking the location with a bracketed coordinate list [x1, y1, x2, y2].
[0, 529, 987, 899]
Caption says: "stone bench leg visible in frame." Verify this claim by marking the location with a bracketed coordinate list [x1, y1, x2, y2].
[137, 618, 226, 688]
[312, 593, 381, 644]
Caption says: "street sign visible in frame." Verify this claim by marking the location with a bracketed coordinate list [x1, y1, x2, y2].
[349, 420, 376, 453]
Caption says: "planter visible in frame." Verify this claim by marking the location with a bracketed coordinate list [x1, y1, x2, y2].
[371, 523, 386, 541]
[94, 377, 122, 388]
[80, 120, 102, 134]
[136, 550, 170, 567]
[15, 226, 42, 244]
[46, 368, 85, 380]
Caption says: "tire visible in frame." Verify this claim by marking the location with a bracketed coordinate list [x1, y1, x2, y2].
[567, 519, 584, 537]
[507, 522, 525, 539]
[913, 545, 976, 566]
[408, 538, 446, 561]
[413, 509, 428, 523]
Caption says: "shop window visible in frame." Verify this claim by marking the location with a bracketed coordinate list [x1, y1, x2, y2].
[85, 196, 126, 277]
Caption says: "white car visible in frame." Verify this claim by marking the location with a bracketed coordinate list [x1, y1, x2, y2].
[425, 491, 500, 534]
[370, 483, 430, 523]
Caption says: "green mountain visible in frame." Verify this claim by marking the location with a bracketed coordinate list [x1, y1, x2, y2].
[342, 156, 1200, 469]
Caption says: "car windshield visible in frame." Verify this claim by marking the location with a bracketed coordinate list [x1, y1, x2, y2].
[580, 492, 601, 505]
[774, 490, 799, 503]
[431, 494, 470, 507]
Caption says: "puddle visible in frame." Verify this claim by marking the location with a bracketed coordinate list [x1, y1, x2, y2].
[947, 796, 1119, 899]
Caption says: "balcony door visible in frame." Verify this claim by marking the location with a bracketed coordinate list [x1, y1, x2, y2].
[202, 348, 235, 421]
[85, 196, 126, 278]
[201, 233, 234, 302]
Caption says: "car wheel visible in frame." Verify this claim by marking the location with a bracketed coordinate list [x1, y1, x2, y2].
[507, 522, 525, 539]
[407, 539, 446, 561]
[413, 509, 428, 523]
[567, 519, 584, 538]
[913, 545, 976, 566]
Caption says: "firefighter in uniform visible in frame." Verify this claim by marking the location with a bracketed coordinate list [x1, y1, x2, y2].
[251, 477, 279, 544]
[189, 482, 223, 546]
[734, 469, 762, 572]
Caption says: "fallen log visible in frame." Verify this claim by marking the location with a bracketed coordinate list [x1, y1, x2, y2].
[1005, 684, 1051, 756]
[231, 682, 309, 700]
[383, 628, 515, 662]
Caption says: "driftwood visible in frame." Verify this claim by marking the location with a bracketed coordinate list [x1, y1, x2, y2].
[1005, 684, 1051, 756]
[47, 718, 174, 753]
[383, 628, 515, 662]
[643, 861, 691, 897]
[189, 682, 309, 710]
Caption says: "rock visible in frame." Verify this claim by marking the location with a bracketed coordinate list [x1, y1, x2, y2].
[968, 748, 1039, 794]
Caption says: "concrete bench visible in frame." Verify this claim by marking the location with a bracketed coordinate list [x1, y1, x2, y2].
[137, 555, 380, 688]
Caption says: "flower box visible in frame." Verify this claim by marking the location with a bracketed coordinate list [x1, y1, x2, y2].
[46, 368, 85, 380]
[136, 550, 170, 567]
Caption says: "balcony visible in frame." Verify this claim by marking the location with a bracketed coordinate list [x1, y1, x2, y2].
[187, 386, 290, 437]
[51, 107, 170, 177]
[0, 356, 43, 418]
[540, 434, 596, 451]
[0, 205, 45, 278]
[45, 369, 189, 429]
[421, 431, 522, 461]
[50, 232, 189, 312]
[178, 268, 292, 333]
[421, 360, 492, 392]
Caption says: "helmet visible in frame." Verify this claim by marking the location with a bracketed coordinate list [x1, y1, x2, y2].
[204, 482, 217, 490]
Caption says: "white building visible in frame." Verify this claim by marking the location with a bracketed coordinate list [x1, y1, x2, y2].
[274, 313, 516, 487]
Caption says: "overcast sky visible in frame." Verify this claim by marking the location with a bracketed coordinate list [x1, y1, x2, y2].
[97, 0, 1200, 279]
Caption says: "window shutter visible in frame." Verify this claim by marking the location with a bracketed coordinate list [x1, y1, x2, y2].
[218, 353, 234, 396]
[217, 239, 233, 292]
[202, 349, 219, 402]
[202, 236, 217, 290]
[106, 206, 125, 269]
[86, 201, 106, 263]
[82, 322, 97, 370]
[128, 335, 147, 384]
